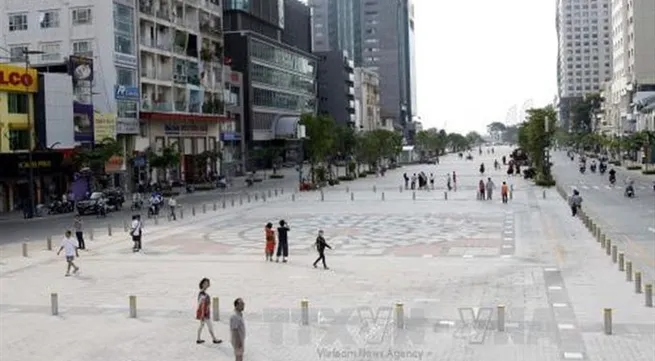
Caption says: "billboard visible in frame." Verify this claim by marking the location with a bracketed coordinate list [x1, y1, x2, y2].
[94, 113, 117, 143]
[0, 64, 38, 93]
[68, 55, 94, 142]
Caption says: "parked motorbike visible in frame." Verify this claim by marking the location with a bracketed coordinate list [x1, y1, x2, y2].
[579, 166, 586, 174]
[48, 200, 74, 215]
[625, 185, 635, 198]
[599, 164, 607, 174]
[147, 202, 160, 218]
[131, 199, 143, 211]
[590, 164, 597, 173]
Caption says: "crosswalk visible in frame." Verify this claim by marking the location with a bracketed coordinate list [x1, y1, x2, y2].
[568, 182, 650, 191]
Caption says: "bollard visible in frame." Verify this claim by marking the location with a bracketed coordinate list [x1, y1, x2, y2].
[108, 224, 112, 236]
[222, 199, 226, 208]
[321, 191, 324, 202]
[600, 233, 605, 244]
[231, 198, 235, 207]
[255, 193, 259, 201]
[509, 191, 513, 200]
[606, 239, 611, 256]
[180, 208, 184, 219]
[496, 304, 506, 331]
[300, 299, 309, 325]
[346, 186, 349, 193]
[263, 194, 267, 202]
[123, 219, 128, 232]
[240, 196, 243, 205]
[46, 236, 52, 251]
[381, 192, 385, 201]
[444, 191, 448, 200]
[22, 242, 28, 257]
[268, 189, 272, 198]
[203, 204, 206, 213]
[635, 272, 642, 293]
[192, 206, 196, 216]
[212, 297, 220, 321]
[395, 302, 404, 329]
[154, 216, 159, 225]
[611, 246, 617, 263]
[412, 191, 416, 200]
[619, 253, 625, 271]
[129, 295, 137, 318]
[248, 194, 251, 203]
[280, 188, 284, 195]
[351, 192, 354, 201]
[50, 293, 59, 316]
[275, 189, 278, 196]
[645, 284, 653, 307]
[603, 308, 612, 335]
[89, 228, 94, 241]
[213, 202, 217, 211]
[542, 190, 546, 199]
[626, 261, 633, 281]
[292, 194, 296, 202]
[399, 185, 402, 193]
[373, 185, 377, 193]
[600, 235, 606, 248]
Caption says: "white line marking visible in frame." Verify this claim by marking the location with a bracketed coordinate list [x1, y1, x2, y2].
[593, 185, 599, 190]
[438, 320, 455, 326]
[505, 322, 520, 328]
[558, 324, 575, 330]
[563, 352, 584, 359]
[544, 267, 558, 272]
[552, 303, 568, 308]
[501, 245, 513, 249]
[548, 286, 563, 291]
[500, 255, 512, 258]
[503, 237, 513, 241]
[462, 254, 474, 258]
[648, 227, 655, 233]
[414, 298, 439, 303]
[422, 254, 433, 258]
[605, 185, 611, 190]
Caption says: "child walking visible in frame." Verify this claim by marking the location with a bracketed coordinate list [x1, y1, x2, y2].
[312, 229, 332, 269]
[264, 223, 276, 261]
[56, 230, 79, 276]
[196, 278, 223, 345]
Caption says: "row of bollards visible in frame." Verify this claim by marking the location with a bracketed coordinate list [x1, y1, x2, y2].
[581, 208, 653, 309]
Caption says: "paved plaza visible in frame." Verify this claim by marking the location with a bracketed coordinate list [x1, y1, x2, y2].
[1, 149, 654, 361]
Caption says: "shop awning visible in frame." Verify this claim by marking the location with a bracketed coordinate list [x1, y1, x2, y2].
[272, 115, 300, 139]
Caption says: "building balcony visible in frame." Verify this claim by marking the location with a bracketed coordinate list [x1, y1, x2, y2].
[154, 102, 173, 111]
[158, 71, 173, 81]
[189, 102, 201, 113]
[204, 0, 221, 13]
[139, 1, 154, 15]
[175, 100, 187, 112]
[140, 37, 155, 48]
[141, 68, 156, 79]
[156, 9, 172, 21]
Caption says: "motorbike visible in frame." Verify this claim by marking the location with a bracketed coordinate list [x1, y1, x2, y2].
[131, 199, 143, 211]
[590, 164, 596, 173]
[599, 164, 607, 174]
[147, 202, 160, 218]
[246, 178, 254, 187]
[48, 200, 73, 214]
[579, 166, 586, 174]
[625, 185, 635, 198]
[609, 175, 616, 185]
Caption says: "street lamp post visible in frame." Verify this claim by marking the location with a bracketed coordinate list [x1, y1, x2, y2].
[296, 124, 307, 189]
[22, 49, 44, 218]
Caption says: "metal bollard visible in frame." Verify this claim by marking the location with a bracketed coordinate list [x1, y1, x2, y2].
[255, 193, 258, 201]
[22, 242, 28, 257]
[600, 233, 605, 244]
[509, 191, 513, 200]
[192, 206, 196, 216]
[635, 272, 642, 293]
[603, 308, 612, 335]
[300, 299, 309, 325]
[222, 199, 226, 208]
[129, 295, 137, 318]
[373, 185, 377, 193]
[497, 305, 506, 331]
[346, 186, 349, 193]
[51, 293, 59, 316]
[606, 238, 611, 256]
[89, 228, 94, 241]
[399, 185, 402, 192]
[240, 196, 243, 205]
[542, 190, 546, 199]
[626, 261, 633, 281]
[202, 204, 206, 213]
[248, 194, 251, 203]
[263, 194, 267, 202]
[611, 246, 617, 263]
[321, 191, 324, 201]
[213, 202, 217, 211]
[444, 191, 448, 200]
[292, 194, 296, 202]
[275, 189, 278, 196]
[350, 192, 354, 201]
[645, 284, 653, 307]
[123, 219, 128, 232]
[395, 302, 404, 329]
[381, 192, 385, 201]
[601, 235, 606, 248]
[212, 297, 220, 321]
[618, 253, 625, 271]
[280, 188, 284, 195]
[46, 236, 52, 251]
[268, 189, 272, 198]
[180, 208, 184, 219]
[231, 198, 235, 207]
[154, 216, 159, 225]
[108, 224, 112, 236]
[412, 191, 416, 200]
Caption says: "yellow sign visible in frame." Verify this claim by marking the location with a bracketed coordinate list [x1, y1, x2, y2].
[0, 64, 38, 93]
[94, 113, 117, 143]
[18, 160, 52, 169]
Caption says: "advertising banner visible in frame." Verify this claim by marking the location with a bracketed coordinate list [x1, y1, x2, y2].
[94, 113, 117, 143]
[74, 103, 94, 142]
[69, 55, 94, 142]
[0, 64, 38, 92]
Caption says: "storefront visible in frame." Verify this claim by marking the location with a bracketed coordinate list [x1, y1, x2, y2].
[141, 112, 227, 184]
[0, 152, 66, 213]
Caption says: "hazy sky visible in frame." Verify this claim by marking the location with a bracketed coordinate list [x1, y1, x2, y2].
[414, 0, 558, 134]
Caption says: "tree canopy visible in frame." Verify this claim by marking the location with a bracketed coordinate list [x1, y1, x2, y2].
[517, 106, 557, 186]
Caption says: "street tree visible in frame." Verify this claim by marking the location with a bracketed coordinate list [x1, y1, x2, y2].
[300, 113, 336, 183]
[517, 106, 557, 186]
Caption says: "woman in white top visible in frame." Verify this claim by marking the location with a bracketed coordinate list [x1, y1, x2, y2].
[56, 230, 80, 276]
[131, 214, 143, 252]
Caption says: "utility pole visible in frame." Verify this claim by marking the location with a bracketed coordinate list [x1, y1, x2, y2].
[23, 49, 44, 218]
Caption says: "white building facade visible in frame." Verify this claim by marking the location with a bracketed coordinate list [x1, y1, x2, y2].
[353, 67, 380, 132]
[604, 0, 655, 134]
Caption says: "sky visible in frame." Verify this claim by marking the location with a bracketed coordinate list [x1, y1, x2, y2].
[414, 0, 558, 135]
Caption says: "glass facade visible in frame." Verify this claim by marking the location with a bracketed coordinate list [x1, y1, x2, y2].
[250, 64, 314, 94]
[252, 88, 314, 113]
[224, 0, 250, 10]
[113, 2, 135, 55]
[250, 39, 315, 76]
[116, 66, 137, 119]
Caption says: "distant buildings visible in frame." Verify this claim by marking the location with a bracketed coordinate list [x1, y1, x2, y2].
[316, 50, 356, 127]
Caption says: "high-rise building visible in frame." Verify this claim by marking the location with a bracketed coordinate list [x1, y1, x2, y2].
[309, 0, 355, 59]
[223, 0, 317, 168]
[137, 0, 226, 183]
[354, 67, 381, 132]
[315, 50, 355, 126]
[555, 0, 613, 131]
[604, 0, 655, 134]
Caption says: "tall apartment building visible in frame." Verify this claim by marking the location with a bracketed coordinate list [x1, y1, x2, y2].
[136, 0, 226, 183]
[354, 67, 381, 132]
[315, 50, 355, 126]
[604, 0, 655, 134]
[223, 0, 316, 168]
[310, 0, 417, 141]
[555, 0, 613, 131]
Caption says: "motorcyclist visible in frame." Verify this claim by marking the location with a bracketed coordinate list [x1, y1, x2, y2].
[502, 156, 506, 165]
[479, 163, 485, 175]
[590, 160, 597, 172]
[149, 192, 163, 214]
[579, 161, 586, 173]
[625, 177, 635, 197]
[494, 159, 500, 169]
[608, 168, 616, 184]
[599, 160, 607, 174]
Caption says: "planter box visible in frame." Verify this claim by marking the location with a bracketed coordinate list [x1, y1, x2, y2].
[269, 174, 284, 179]
[626, 165, 642, 170]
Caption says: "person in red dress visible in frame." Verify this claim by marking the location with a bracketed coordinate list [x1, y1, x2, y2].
[195, 278, 222, 344]
[265, 223, 276, 261]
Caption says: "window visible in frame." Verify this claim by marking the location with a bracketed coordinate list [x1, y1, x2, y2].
[8, 45, 28, 62]
[39, 42, 62, 62]
[117, 100, 137, 118]
[72, 7, 92, 25]
[116, 67, 136, 86]
[113, 3, 134, 55]
[8, 129, 30, 151]
[39, 10, 60, 28]
[7, 93, 29, 114]
[8, 13, 28, 31]
[72, 40, 93, 58]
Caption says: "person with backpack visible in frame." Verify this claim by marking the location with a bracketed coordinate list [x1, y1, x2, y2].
[568, 190, 583, 216]
[130, 214, 143, 252]
[312, 229, 332, 270]
[276, 220, 290, 263]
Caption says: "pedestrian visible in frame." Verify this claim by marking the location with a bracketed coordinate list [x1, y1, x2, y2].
[276, 220, 290, 263]
[130, 214, 143, 252]
[568, 190, 583, 216]
[168, 196, 177, 221]
[195, 278, 223, 345]
[501, 182, 509, 203]
[411, 173, 417, 190]
[230, 298, 246, 361]
[56, 230, 80, 276]
[312, 229, 332, 269]
[403, 173, 409, 189]
[478, 180, 486, 200]
[73, 215, 86, 250]
[264, 222, 275, 261]
[446, 173, 452, 191]
[485, 178, 495, 200]
[429, 173, 435, 189]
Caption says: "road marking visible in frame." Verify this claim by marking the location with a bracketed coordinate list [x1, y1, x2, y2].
[552, 303, 568, 308]
[592, 185, 599, 190]
[422, 254, 433, 258]
[544, 267, 558, 272]
[605, 185, 611, 190]
[501, 245, 513, 249]
[548, 286, 563, 291]
[462, 254, 474, 258]
[558, 323, 575, 330]
[438, 320, 455, 326]
[500, 255, 512, 258]
[648, 227, 655, 234]
[563, 352, 584, 359]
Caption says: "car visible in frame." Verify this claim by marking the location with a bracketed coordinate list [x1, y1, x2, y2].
[76, 192, 108, 216]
